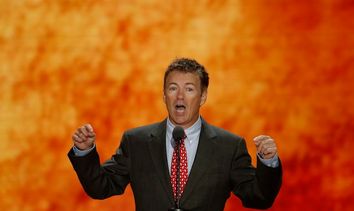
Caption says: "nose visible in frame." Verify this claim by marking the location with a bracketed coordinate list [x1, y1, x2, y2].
[177, 89, 184, 100]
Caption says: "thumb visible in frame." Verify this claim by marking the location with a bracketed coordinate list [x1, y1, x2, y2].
[253, 136, 261, 147]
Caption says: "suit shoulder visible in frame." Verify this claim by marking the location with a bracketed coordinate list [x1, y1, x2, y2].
[207, 124, 244, 143]
[124, 121, 163, 137]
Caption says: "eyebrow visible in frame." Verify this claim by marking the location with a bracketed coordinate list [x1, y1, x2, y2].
[167, 82, 196, 86]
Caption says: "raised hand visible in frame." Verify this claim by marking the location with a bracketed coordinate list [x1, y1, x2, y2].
[253, 135, 277, 159]
[72, 123, 96, 150]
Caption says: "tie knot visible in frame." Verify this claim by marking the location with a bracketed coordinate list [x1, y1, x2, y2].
[172, 135, 186, 148]
[172, 126, 186, 140]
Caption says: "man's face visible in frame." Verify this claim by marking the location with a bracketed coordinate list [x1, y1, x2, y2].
[163, 71, 207, 128]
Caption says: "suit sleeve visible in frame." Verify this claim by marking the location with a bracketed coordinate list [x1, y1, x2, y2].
[68, 133, 131, 199]
[230, 138, 282, 209]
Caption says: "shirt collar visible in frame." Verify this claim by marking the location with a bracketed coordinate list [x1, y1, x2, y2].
[166, 116, 202, 144]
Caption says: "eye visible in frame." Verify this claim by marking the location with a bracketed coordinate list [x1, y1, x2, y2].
[168, 86, 177, 91]
[186, 87, 194, 92]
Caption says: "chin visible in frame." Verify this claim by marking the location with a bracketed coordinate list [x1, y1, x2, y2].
[171, 117, 187, 125]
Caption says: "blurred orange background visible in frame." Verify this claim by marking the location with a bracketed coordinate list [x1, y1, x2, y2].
[1, 0, 354, 210]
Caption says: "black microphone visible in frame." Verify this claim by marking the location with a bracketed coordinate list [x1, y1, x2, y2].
[169, 126, 185, 211]
[173, 126, 185, 143]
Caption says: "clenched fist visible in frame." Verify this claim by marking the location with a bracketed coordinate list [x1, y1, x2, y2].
[253, 135, 277, 159]
[72, 123, 96, 150]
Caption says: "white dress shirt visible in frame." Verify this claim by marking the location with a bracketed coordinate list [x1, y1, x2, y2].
[166, 117, 202, 175]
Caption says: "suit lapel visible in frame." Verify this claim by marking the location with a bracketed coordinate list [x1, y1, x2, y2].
[148, 120, 175, 205]
[180, 119, 217, 204]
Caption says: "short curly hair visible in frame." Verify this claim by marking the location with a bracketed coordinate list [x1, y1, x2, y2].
[163, 58, 209, 92]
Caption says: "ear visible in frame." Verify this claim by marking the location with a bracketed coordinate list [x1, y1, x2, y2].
[200, 90, 207, 106]
[163, 91, 166, 104]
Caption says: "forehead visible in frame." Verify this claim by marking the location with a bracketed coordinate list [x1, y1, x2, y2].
[165, 71, 200, 85]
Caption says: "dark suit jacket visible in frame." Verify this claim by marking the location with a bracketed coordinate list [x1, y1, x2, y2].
[68, 119, 282, 211]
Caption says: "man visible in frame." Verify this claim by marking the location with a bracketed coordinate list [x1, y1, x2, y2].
[68, 58, 282, 211]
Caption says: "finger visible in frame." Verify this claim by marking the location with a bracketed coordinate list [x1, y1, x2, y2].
[84, 125, 95, 138]
[85, 124, 94, 133]
[257, 141, 274, 156]
[254, 135, 271, 142]
[253, 135, 271, 146]
[259, 144, 277, 159]
[262, 147, 277, 159]
[87, 133, 96, 139]
[259, 139, 276, 148]
[72, 134, 79, 141]
[258, 140, 275, 153]
[72, 134, 84, 143]
[79, 126, 89, 137]
[75, 130, 87, 141]
[263, 146, 277, 155]
[253, 135, 270, 149]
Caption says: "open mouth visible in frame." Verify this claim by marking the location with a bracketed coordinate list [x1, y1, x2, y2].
[175, 104, 186, 112]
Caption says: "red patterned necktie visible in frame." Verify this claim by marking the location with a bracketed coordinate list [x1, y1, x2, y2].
[171, 136, 188, 200]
